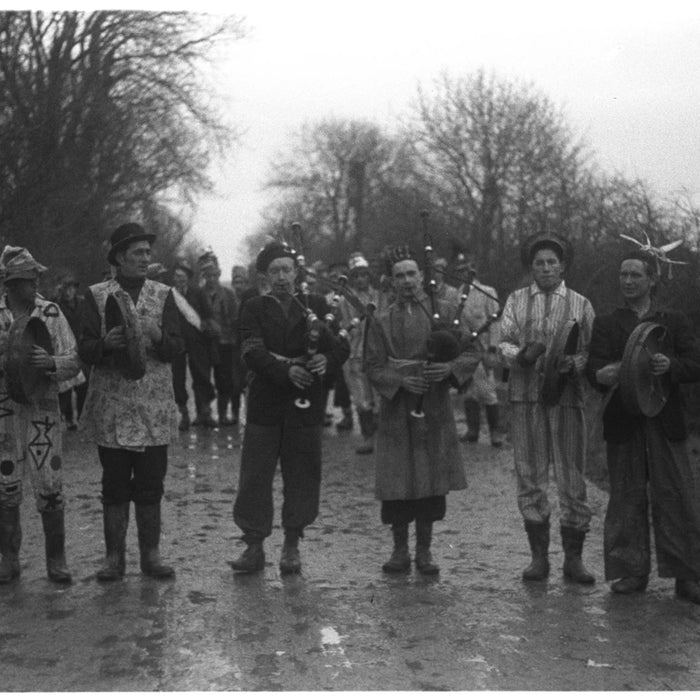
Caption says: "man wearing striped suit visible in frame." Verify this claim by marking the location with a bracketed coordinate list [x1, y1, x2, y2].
[499, 235, 596, 584]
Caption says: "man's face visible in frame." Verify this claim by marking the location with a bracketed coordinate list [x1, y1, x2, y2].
[328, 266, 348, 284]
[392, 259, 422, 301]
[7, 277, 38, 306]
[62, 282, 78, 301]
[619, 258, 654, 302]
[531, 248, 564, 291]
[350, 267, 371, 291]
[231, 274, 247, 293]
[201, 266, 221, 289]
[117, 241, 151, 279]
[266, 256, 297, 297]
[172, 269, 189, 294]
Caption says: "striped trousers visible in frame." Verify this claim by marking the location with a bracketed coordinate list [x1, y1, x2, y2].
[510, 402, 591, 531]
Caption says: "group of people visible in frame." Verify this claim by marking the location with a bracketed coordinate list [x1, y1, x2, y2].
[0, 224, 699, 609]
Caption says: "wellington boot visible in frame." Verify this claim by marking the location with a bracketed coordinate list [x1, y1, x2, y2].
[279, 534, 301, 575]
[0, 507, 21, 584]
[231, 542, 265, 573]
[382, 524, 410, 573]
[461, 399, 481, 442]
[41, 510, 72, 584]
[561, 526, 595, 584]
[97, 502, 130, 582]
[135, 503, 175, 579]
[415, 520, 439, 575]
[485, 405, 503, 447]
[675, 579, 700, 605]
[177, 404, 190, 431]
[336, 409, 354, 431]
[611, 576, 648, 594]
[523, 519, 550, 581]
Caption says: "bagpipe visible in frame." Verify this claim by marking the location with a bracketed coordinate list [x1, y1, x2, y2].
[408, 210, 503, 419]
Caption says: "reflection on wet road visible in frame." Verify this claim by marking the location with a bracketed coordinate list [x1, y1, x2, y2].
[1, 413, 699, 691]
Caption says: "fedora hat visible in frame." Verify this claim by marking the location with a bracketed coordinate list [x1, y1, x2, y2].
[107, 223, 156, 266]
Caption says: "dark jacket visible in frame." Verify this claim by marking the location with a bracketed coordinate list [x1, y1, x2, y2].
[587, 305, 700, 443]
[240, 292, 349, 427]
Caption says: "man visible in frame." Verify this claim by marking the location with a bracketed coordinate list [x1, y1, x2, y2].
[454, 255, 503, 447]
[337, 253, 381, 454]
[230, 264, 251, 427]
[0, 246, 80, 584]
[231, 241, 349, 575]
[55, 272, 88, 430]
[79, 223, 183, 580]
[171, 261, 216, 431]
[364, 246, 480, 575]
[498, 234, 596, 584]
[587, 251, 700, 603]
[200, 255, 239, 426]
[432, 257, 461, 307]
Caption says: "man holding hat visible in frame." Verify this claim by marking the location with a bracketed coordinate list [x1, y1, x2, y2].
[231, 241, 349, 574]
[498, 234, 596, 584]
[454, 254, 504, 447]
[78, 222, 183, 580]
[337, 252, 381, 454]
[0, 246, 81, 584]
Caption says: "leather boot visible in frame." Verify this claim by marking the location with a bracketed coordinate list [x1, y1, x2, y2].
[561, 526, 595, 584]
[461, 399, 480, 442]
[41, 510, 72, 584]
[382, 523, 410, 573]
[0, 507, 21, 583]
[485, 404, 503, 447]
[97, 502, 130, 581]
[231, 541, 265, 572]
[356, 410, 375, 455]
[523, 519, 550, 581]
[194, 404, 218, 429]
[611, 576, 648, 594]
[177, 404, 190, 431]
[135, 502, 175, 579]
[279, 531, 302, 575]
[415, 520, 440, 574]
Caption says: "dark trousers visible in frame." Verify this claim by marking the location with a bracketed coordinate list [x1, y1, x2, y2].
[604, 419, 700, 581]
[59, 383, 87, 422]
[333, 370, 351, 409]
[98, 445, 168, 506]
[172, 339, 216, 411]
[381, 496, 446, 525]
[233, 422, 322, 543]
[213, 343, 235, 402]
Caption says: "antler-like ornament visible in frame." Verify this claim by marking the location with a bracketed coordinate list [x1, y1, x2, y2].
[619, 233, 688, 279]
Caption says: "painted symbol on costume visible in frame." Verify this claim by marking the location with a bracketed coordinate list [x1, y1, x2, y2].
[28, 415, 55, 471]
[0, 460, 15, 476]
[0, 393, 14, 420]
[43, 304, 59, 318]
[40, 491, 63, 510]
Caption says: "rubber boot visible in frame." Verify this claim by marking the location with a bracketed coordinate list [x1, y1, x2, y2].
[41, 509, 72, 584]
[279, 531, 302, 575]
[356, 409, 375, 455]
[461, 399, 480, 442]
[485, 404, 503, 447]
[336, 407, 353, 431]
[177, 404, 190, 431]
[382, 523, 410, 573]
[97, 502, 130, 581]
[135, 502, 175, 579]
[0, 507, 21, 583]
[415, 520, 440, 574]
[194, 404, 218, 429]
[523, 519, 550, 581]
[561, 526, 595, 584]
[231, 541, 265, 572]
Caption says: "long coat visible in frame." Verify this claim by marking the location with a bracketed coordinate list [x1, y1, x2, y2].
[364, 292, 481, 501]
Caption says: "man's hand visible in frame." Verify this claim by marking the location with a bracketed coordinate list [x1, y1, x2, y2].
[140, 318, 162, 344]
[517, 341, 546, 367]
[596, 362, 621, 387]
[556, 355, 575, 375]
[306, 353, 327, 376]
[482, 349, 499, 370]
[423, 362, 451, 383]
[289, 364, 315, 390]
[103, 326, 127, 351]
[650, 353, 671, 376]
[29, 345, 55, 371]
[402, 375, 429, 395]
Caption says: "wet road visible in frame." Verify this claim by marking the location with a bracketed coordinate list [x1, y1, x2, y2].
[1, 406, 699, 691]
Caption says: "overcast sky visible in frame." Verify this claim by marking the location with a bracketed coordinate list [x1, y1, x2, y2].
[72, 1, 700, 273]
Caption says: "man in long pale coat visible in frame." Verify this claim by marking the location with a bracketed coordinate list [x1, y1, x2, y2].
[364, 246, 481, 575]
